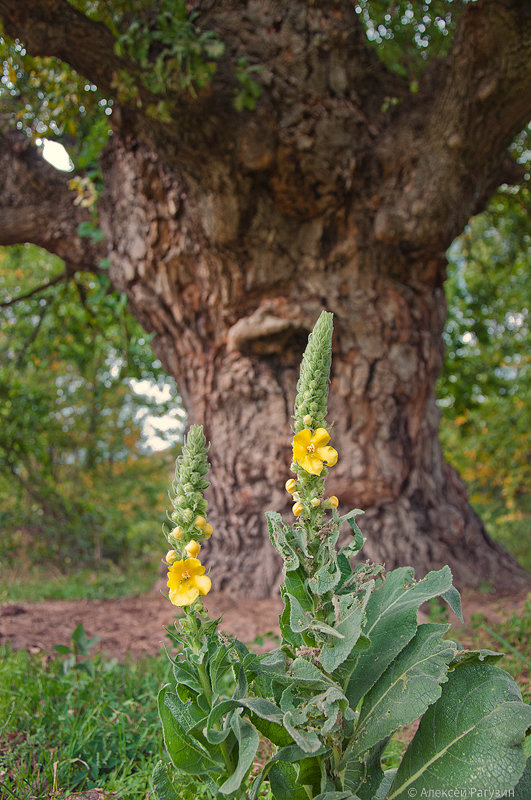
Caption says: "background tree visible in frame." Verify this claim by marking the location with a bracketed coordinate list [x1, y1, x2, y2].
[0, 243, 183, 568]
[439, 177, 531, 572]
[0, 0, 530, 596]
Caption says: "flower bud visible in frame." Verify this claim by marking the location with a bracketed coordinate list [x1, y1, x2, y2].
[204, 523, 213, 538]
[292, 501, 304, 517]
[183, 508, 193, 521]
[166, 549, 178, 564]
[173, 526, 184, 539]
[310, 497, 321, 507]
[185, 540, 201, 558]
[303, 414, 313, 427]
[194, 515, 206, 530]
[285, 478, 297, 494]
[327, 495, 339, 508]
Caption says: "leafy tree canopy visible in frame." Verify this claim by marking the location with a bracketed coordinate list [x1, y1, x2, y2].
[0, 243, 184, 566]
[439, 172, 530, 569]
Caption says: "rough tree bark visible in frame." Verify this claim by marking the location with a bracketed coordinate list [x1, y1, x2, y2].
[1, 0, 530, 596]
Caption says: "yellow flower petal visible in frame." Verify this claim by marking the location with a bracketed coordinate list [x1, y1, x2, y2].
[167, 557, 210, 605]
[169, 585, 200, 606]
[316, 445, 338, 467]
[185, 540, 201, 558]
[293, 428, 337, 475]
[293, 429, 312, 463]
[194, 574, 212, 595]
[312, 428, 331, 447]
[292, 501, 304, 516]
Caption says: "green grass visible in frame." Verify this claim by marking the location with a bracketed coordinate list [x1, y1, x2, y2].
[0, 628, 272, 799]
[0, 557, 160, 603]
[0, 636, 170, 798]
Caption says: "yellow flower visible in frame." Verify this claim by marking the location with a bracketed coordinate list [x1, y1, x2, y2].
[185, 539, 201, 558]
[293, 428, 338, 476]
[292, 501, 304, 516]
[167, 557, 211, 607]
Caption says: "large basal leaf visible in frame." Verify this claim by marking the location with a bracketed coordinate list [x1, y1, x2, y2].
[157, 685, 223, 775]
[352, 624, 455, 757]
[346, 566, 454, 709]
[343, 736, 390, 797]
[219, 714, 259, 796]
[387, 663, 531, 799]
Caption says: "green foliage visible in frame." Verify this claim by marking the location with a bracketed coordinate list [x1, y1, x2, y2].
[0, 244, 183, 567]
[111, 0, 225, 98]
[0, 28, 112, 166]
[233, 59, 264, 112]
[0, 560, 157, 603]
[153, 314, 531, 800]
[438, 177, 531, 569]
[354, 0, 461, 82]
[0, 637, 168, 796]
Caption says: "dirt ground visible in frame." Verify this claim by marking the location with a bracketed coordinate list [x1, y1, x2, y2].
[0, 583, 529, 659]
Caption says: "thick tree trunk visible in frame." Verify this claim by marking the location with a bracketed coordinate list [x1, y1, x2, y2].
[97, 136, 527, 596]
[1, 0, 530, 596]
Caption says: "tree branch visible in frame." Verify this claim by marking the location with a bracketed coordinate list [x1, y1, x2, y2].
[0, 131, 106, 269]
[0, 0, 129, 101]
[373, 0, 531, 253]
[0, 270, 67, 307]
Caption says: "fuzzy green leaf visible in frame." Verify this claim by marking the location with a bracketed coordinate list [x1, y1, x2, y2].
[319, 585, 372, 674]
[268, 761, 310, 800]
[266, 511, 299, 571]
[157, 685, 222, 775]
[219, 714, 259, 795]
[513, 757, 531, 800]
[151, 760, 180, 800]
[352, 624, 455, 757]
[440, 584, 463, 621]
[387, 664, 531, 799]
[346, 566, 454, 709]
[250, 744, 328, 800]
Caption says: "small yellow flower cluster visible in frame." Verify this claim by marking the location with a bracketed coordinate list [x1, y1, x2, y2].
[286, 428, 339, 517]
[293, 428, 338, 476]
[165, 511, 214, 607]
[167, 557, 211, 607]
[171, 514, 213, 542]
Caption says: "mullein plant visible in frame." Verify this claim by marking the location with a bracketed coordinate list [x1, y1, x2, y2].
[153, 312, 531, 800]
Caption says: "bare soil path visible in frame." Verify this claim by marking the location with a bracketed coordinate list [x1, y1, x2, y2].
[0, 585, 528, 660]
[0, 588, 283, 659]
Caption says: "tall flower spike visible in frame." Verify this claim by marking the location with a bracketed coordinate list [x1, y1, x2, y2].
[167, 425, 211, 549]
[293, 310, 334, 433]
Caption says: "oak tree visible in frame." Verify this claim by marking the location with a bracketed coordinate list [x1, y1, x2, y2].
[1, 0, 530, 595]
